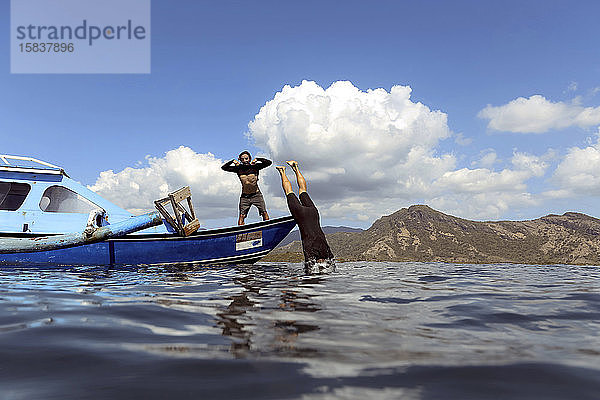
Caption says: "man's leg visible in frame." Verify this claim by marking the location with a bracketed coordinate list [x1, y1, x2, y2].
[250, 191, 269, 221]
[239, 196, 251, 226]
[277, 165, 305, 223]
[286, 160, 307, 194]
[276, 166, 294, 195]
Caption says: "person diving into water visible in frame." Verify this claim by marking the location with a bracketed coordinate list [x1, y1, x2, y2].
[222, 151, 271, 225]
[276, 161, 335, 273]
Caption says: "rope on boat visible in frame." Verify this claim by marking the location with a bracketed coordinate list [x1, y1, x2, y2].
[0, 211, 163, 254]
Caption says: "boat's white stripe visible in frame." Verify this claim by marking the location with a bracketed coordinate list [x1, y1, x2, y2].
[137, 249, 272, 266]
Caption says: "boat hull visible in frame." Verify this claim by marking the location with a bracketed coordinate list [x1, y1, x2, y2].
[0, 216, 296, 267]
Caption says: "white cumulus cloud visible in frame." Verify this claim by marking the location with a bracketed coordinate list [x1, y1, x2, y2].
[88, 146, 241, 221]
[471, 150, 499, 168]
[248, 80, 456, 216]
[88, 82, 557, 226]
[429, 152, 549, 219]
[478, 95, 600, 133]
[429, 191, 539, 221]
[248, 80, 548, 221]
[551, 133, 600, 196]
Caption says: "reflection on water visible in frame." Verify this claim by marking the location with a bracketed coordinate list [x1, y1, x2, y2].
[0, 262, 598, 399]
[217, 274, 258, 355]
[216, 268, 323, 358]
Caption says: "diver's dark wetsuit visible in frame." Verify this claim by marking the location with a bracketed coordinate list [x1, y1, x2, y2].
[286, 192, 333, 263]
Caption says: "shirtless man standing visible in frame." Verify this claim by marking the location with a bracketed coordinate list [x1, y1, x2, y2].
[276, 160, 334, 272]
[222, 151, 271, 225]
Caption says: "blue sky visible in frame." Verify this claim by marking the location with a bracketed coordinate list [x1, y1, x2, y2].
[4, 0, 600, 227]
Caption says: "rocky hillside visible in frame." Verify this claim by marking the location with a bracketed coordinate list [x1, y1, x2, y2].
[263, 205, 600, 265]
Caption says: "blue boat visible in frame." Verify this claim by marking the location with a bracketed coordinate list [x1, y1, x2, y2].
[0, 155, 296, 266]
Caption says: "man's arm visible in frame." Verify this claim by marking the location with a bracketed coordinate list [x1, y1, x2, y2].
[221, 159, 240, 172]
[253, 157, 272, 170]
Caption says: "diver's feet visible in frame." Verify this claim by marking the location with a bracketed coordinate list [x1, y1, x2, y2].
[276, 165, 287, 174]
[286, 160, 299, 170]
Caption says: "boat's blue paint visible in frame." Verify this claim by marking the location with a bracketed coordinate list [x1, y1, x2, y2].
[0, 171, 63, 182]
[0, 167, 168, 235]
[0, 211, 163, 254]
[0, 157, 297, 266]
[0, 216, 296, 266]
[1, 241, 112, 265]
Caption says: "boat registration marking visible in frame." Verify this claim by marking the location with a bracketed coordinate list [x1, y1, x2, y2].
[236, 231, 262, 251]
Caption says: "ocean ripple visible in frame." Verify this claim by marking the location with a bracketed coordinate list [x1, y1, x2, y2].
[0, 262, 598, 399]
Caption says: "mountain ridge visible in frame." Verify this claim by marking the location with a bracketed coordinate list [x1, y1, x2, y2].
[263, 205, 600, 265]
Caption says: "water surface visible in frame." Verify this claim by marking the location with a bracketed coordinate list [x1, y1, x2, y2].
[0, 262, 598, 399]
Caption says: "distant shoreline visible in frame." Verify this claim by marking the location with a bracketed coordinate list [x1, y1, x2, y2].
[264, 205, 600, 265]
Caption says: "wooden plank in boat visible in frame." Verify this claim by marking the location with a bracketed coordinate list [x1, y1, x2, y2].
[170, 186, 191, 204]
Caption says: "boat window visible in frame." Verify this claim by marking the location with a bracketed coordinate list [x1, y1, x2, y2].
[39, 185, 99, 213]
[0, 182, 31, 211]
